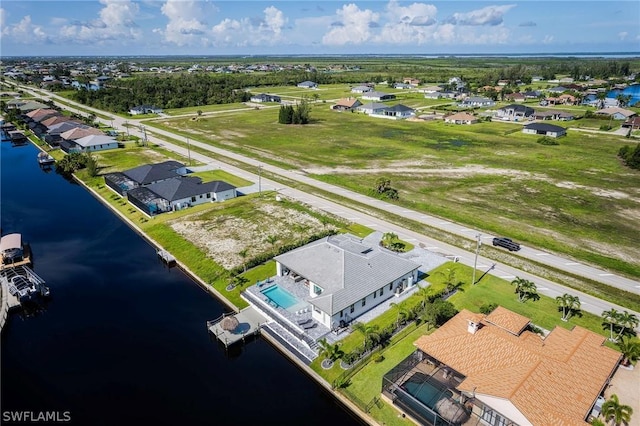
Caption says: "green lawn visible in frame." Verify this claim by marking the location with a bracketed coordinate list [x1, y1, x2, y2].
[189, 169, 252, 188]
[163, 102, 253, 116]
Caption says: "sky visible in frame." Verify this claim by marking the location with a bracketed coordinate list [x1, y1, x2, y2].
[0, 0, 639, 56]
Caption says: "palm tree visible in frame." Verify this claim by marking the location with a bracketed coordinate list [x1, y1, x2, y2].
[437, 267, 462, 295]
[591, 419, 606, 426]
[601, 394, 633, 426]
[381, 232, 398, 247]
[415, 286, 433, 309]
[317, 338, 344, 368]
[617, 337, 640, 367]
[615, 311, 639, 341]
[511, 277, 538, 302]
[390, 302, 410, 328]
[238, 248, 249, 273]
[351, 322, 380, 349]
[265, 235, 278, 251]
[602, 309, 621, 341]
[420, 304, 437, 331]
[555, 293, 581, 321]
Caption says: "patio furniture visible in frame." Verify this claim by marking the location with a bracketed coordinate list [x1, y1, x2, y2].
[297, 318, 312, 326]
[303, 322, 318, 330]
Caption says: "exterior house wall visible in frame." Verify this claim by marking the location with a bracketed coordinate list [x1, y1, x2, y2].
[169, 193, 212, 210]
[213, 188, 236, 202]
[81, 142, 119, 152]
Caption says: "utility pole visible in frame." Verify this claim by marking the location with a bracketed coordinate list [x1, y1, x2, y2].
[141, 125, 147, 146]
[186, 137, 191, 166]
[472, 233, 482, 285]
[258, 165, 262, 196]
[125, 120, 129, 137]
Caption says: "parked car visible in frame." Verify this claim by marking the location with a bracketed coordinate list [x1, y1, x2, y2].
[492, 237, 521, 252]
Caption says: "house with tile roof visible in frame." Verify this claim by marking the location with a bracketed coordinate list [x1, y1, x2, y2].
[331, 98, 362, 111]
[362, 91, 396, 101]
[594, 107, 637, 120]
[103, 161, 187, 196]
[458, 96, 495, 108]
[495, 104, 535, 121]
[356, 102, 389, 115]
[273, 234, 420, 329]
[351, 85, 373, 93]
[297, 81, 318, 89]
[382, 307, 621, 426]
[61, 134, 118, 153]
[444, 112, 479, 125]
[250, 93, 281, 103]
[126, 176, 236, 216]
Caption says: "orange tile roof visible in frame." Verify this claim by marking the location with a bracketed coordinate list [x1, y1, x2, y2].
[484, 305, 530, 335]
[334, 98, 360, 108]
[414, 308, 621, 426]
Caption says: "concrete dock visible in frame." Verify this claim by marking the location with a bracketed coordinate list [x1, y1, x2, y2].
[207, 306, 267, 347]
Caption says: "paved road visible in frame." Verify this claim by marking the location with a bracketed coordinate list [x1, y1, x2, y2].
[16, 85, 640, 320]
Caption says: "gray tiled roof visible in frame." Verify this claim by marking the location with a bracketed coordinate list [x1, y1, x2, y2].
[524, 123, 565, 132]
[123, 161, 185, 185]
[274, 234, 420, 315]
[144, 177, 235, 201]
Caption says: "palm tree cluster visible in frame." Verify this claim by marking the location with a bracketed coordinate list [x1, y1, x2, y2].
[599, 394, 633, 426]
[555, 293, 581, 321]
[510, 277, 540, 303]
[601, 309, 639, 342]
[317, 338, 345, 369]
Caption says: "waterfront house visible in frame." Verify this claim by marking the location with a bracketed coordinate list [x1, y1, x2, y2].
[522, 123, 566, 138]
[495, 104, 535, 121]
[297, 81, 318, 89]
[61, 134, 118, 153]
[331, 98, 362, 112]
[44, 122, 88, 146]
[444, 112, 478, 125]
[59, 127, 104, 152]
[362, 91, 396, 101]
[129, 105, 163, 115]
[273, 234, 420, 329]
[249, 93, 281, 103]
[382, 307, 621, 426]
[126, 176, 236, 216]
[104, 160, 187, 196]
[594, 107, 636, 120]
[15, 101, 49, 113]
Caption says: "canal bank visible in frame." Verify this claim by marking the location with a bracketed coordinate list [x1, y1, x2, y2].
[56, 144, 382, 426]
[1, 140, 364, 426]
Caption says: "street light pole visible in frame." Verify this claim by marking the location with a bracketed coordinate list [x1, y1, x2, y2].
[472, 233, 482, 285]
[125, 120, 129, 137]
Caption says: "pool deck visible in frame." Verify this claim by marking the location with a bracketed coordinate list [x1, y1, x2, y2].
[207, 306, 267, 347]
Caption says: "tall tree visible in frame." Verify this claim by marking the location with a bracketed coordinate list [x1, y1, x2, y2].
[317, 338, 344, 368]
[390, 302, 410, 328]
[601, 394, 633, 426]
[615, 311, 639, 341]
[511, 277, 538, 302]
[555, 293, 581, 321]
[602, 308, 621, 341]
[351, 322, 380, 349]
[617, 337, 640, 367]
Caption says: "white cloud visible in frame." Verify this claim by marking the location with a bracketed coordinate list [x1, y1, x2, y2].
[375, 1, 438, 44]
[158, 0, 210, 46]
[385, 1, 437, 26]
[448, 4, 515, 26]
[1, 15, 49, 43]
[59, 0, 141, 44]
[543, 35, 554, 44]
[618, 31, 628, 41]
[0, 8, 5, 28]
[322, 4, 379, 45]
[209, 6, 288, 47]
[50, 17, 68, 26]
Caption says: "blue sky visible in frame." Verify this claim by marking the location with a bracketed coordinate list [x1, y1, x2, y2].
[1, 1, 639, 56]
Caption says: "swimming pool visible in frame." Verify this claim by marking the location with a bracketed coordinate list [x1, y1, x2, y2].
[261, 285, 300, 309]
[404, 378, 453, 410]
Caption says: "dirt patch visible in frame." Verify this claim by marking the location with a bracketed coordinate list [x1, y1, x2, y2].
[169, 198, 336, 270]
[220, 130, 246, 139]
[303, 164, 534, 177]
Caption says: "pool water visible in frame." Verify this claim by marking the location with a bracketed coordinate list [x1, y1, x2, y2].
[262, 285, 299, 309]
[404, 380, 453, 410]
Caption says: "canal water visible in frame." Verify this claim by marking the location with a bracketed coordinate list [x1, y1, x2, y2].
[0, 141, 363, 426]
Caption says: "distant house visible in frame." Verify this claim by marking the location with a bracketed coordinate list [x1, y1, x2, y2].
[531, 75, 544, 82]
[273, 234, 420, 329]
[331, 98, 362, 111]
[59, 126, 103, 143]
[250, 93, 281, 103]
[458, 97, 495, 108]
[547, 86, 567, 94]
[594, 107, 637, 120]
[386, 307, 622, 426]
[424, 91, 455, 100]
[444, 112, 478, 125]
[351, 85, 373, 94]
[505, 92, 526, 102]
[129, 105, 163, 115]
[497, 79, 510, 86]
[403, 78, 420, 85]
[126, 176, 236, 216]
[418, 85, 444, 94]
[376, 104, 415, 119]
[495, 104, 535, 121]
[44, 121, 85, 146]
[362, 91, 396, 101]
[103, 161, 187, 196]
[392, 82, 413, 90]
[622, 116, 640, 130]
[60, 134, 118, 153]
[523, 123, 566, 138]
[522, 90, 542, 99]
[297, 81, 318, 89]
[356, 102, 388, 115]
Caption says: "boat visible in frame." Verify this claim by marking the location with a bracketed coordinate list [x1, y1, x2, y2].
[0, 233, 31, 270]
[1, 265, 49, 302]
[37, 151, 55, 165]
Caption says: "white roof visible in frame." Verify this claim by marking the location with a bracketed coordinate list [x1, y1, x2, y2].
[0, 233, 22, 252]
[74, 134, 117, 148]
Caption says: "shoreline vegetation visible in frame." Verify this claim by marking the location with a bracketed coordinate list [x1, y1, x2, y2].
[3, 54, 639, 425]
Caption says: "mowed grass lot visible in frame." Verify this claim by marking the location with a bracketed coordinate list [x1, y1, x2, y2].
[152, 101, 640, 278]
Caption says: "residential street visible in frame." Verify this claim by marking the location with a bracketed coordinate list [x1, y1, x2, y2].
[16, 85, 640, 320]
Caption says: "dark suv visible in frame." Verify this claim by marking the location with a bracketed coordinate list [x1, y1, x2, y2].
[492, 237, 521, 252]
